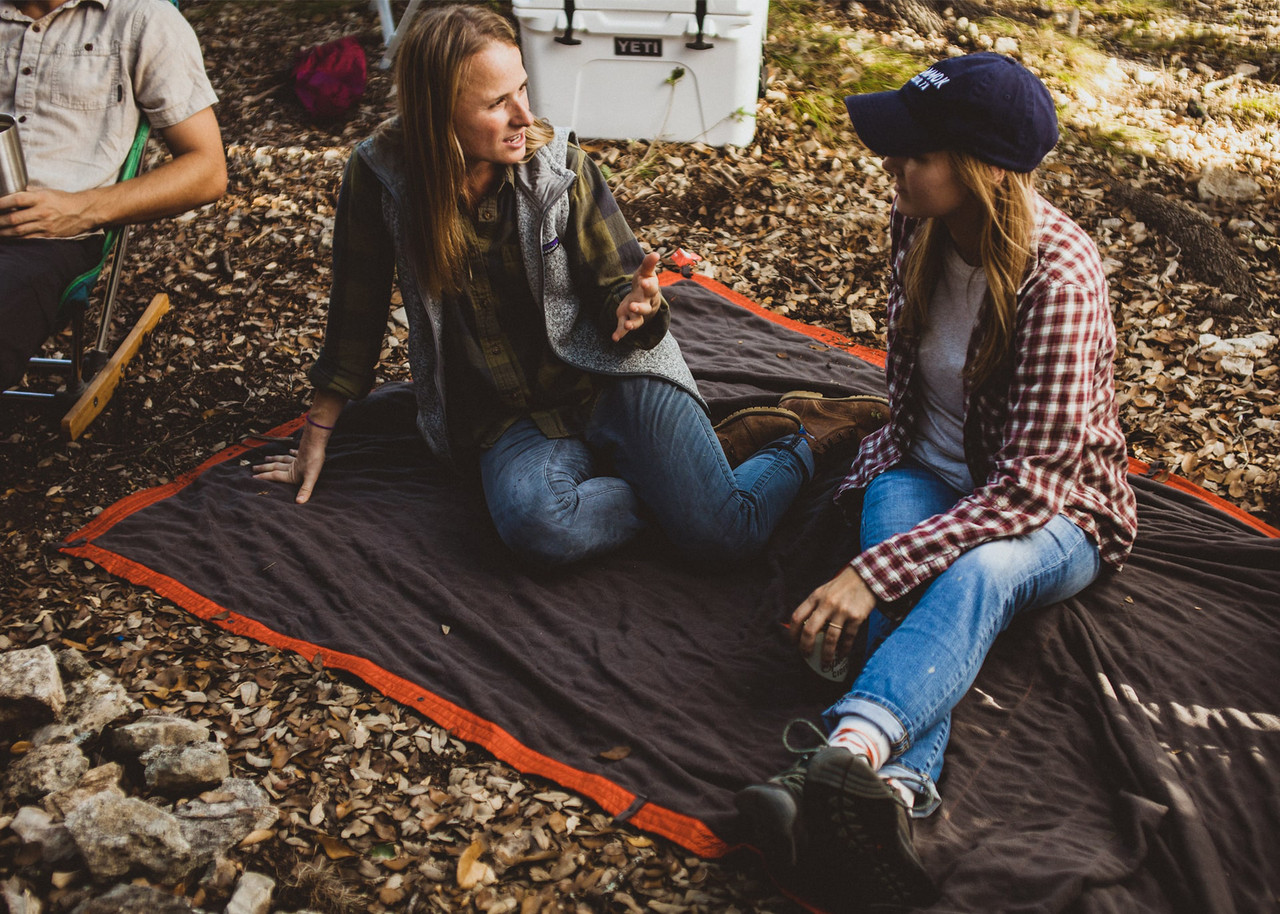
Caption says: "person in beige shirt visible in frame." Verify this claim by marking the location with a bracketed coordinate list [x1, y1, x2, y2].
[0, 0, 225, 391]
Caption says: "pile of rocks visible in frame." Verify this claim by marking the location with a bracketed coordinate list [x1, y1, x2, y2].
[0, 645, 302, 914]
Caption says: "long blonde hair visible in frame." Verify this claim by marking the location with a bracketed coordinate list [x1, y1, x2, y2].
[393, 4, 553, 297]
[899, 151, 1037, 389]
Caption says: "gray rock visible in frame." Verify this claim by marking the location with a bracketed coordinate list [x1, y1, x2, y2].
[0, 645, 66, 731]
[9, 805, 79, 867]
[56, 649, 93, 679]
[111, 713, 212, 756]
[174, 778, 277, 871]
[31, 663, 136, 747]
[142, 742, 231, 796]
[5, 743, 90, 803]
[1, 876, 41, 914]
[1197, 164, 1262, 202]
[199, 856, 240, 897]
[64, 793, 195, 882]
[224, 871, 275, 914]
[71, 883, 198, 914]
[42, 763, 126, 819]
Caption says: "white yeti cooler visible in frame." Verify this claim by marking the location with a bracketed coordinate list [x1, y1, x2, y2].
[513, 0, 768, 146]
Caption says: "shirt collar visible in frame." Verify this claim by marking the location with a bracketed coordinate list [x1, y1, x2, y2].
[1, 0, 107, 24]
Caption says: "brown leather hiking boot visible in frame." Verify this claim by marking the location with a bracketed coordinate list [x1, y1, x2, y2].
[779, 391, 889, 460]
[713, 407, 802, 469]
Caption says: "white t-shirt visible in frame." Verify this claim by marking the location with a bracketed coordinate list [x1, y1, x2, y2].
[909, 244, 987, 493]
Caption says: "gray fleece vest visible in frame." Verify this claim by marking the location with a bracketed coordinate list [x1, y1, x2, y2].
[358, 124, 701, 469]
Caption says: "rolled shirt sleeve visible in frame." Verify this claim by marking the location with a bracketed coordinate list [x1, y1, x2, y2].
[563, 145, 669, 350]
[308, 152, 396, 400]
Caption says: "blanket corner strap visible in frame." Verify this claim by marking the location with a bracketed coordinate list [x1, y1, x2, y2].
[555, 0, 582, 45]
[686, 0, 713, 50]
[611, 793, 648, 824]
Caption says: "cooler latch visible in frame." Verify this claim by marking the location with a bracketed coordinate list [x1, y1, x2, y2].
[686, 0, 714, 49]
[555, 0, 583, 45]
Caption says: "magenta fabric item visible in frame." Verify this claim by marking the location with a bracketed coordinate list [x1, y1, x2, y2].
[292, 36, 367, 119]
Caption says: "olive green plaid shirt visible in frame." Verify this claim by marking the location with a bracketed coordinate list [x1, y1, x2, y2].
[311, 144, 667, 453]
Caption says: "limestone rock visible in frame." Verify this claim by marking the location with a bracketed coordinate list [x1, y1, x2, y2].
[10, 805, 79, 867]
[224, 871, 275, 914]
[0, 645, 66, 730]
[173, 778, 277, 871]
[64, 793, 195, 882]
[1, 877, 41, 914]
[111, 712, 212, 756]
[70, 883, 198, 914]
[5, 743, 90, 804]
[1197, 164, 1262, 202]
[42, 764, 126, 819]
[142, 742, 231, 796]
[32, 664, 135, 748]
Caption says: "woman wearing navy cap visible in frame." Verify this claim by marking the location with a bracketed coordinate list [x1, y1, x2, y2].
[736, 53, 1138, 909]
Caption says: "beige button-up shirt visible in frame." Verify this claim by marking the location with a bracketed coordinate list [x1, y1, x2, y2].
[0, 0, 217, 194]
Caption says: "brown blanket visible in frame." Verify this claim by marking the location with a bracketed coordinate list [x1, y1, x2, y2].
[64, 276, 1280, 913]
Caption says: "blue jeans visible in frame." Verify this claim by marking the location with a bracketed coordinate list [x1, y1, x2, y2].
[478, 376, 814, 565]
[823, 461, 1101, 815]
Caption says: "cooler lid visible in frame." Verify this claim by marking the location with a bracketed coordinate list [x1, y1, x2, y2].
[512, 0, 764, 15]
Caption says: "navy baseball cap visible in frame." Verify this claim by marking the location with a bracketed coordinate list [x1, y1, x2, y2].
[844, 53, 1058, 173]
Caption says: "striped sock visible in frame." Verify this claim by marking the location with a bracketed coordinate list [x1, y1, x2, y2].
[828, 715, 891, 771]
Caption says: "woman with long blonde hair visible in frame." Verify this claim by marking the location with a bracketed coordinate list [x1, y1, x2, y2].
[737, 54, 1138, 910]
[255, 4, 879, 566]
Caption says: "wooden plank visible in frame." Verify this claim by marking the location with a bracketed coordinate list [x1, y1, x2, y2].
[61, 293, 171, 440]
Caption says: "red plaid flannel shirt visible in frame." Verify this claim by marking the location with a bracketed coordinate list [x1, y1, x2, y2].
[836, 197, 1138, 604]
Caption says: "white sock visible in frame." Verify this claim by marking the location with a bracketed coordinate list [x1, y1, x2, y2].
[884, 776, 916, 808]
[828, 715, 891, 771]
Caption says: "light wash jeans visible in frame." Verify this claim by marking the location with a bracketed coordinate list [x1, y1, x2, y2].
[478, 376, 814, 565]
[823, 461, 1101, 816]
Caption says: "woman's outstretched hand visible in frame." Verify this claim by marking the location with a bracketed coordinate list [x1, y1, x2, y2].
[790, 565, 877, 667]
[612, 252, 662, 342]
[252, 393, 344, 504]
[252, 437, 327, 504]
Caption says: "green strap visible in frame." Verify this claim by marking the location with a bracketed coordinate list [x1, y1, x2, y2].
[58, 118, 152, 310]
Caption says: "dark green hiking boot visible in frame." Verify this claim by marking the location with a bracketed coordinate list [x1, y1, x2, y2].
[735, 719, 833, 870]
[802, 746, 938, 912]
[734, 751, 809, 870]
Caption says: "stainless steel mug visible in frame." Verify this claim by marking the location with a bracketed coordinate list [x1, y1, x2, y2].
[0, 114, 29, 197]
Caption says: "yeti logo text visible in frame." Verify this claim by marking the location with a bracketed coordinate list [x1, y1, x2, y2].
[614, 37, 663, 57]
[910, 68, 951, 90]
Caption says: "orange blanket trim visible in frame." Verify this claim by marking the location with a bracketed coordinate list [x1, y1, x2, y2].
[660, 271, 887, 368]
[61, 408, 728, 856]
[1126, 457, 1278, 537]
[62, 535, 729, 856]
[60, 282, 1277, 863]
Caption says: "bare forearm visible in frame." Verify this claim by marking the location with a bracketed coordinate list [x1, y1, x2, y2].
[82, 148, 226, 228]
[0, 108, 226, 239]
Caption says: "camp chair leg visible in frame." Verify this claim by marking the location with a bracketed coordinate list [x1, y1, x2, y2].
[70, 300, 86, 394]
[61, 293, 170, 440]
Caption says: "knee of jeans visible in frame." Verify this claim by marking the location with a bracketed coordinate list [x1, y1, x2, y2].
[490, 497, 592, 566]
[950, 541, 1008, 579]
[494, 515, 592, 566]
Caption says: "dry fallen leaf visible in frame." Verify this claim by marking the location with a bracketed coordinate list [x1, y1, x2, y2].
[315, 832, 358, 860]
[237, 828, 275, 848]
[457, 838, 494, 890]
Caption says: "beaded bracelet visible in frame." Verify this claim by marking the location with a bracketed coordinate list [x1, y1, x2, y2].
[305, 412, 335, 430]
